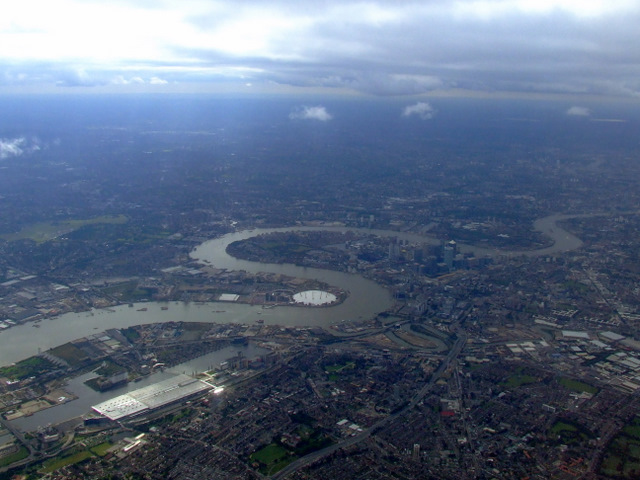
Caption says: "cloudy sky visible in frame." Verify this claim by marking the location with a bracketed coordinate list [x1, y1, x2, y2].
[2, 0, 639, 98]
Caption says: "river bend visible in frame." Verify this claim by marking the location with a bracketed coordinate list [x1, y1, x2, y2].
[0, 213, 592, 365]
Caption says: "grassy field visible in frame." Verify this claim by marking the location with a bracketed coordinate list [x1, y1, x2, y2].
[41, 450, 93, 473]
[0, 446, 29, 467]
[0, 215, 128, 243]
[503, 373, 538, 388]
[120, 326, 141, 343]
[251, 444, 288, 464]
[549, 419, 593, 445]
[89, 442, 113, 457]
[250, 444, 294, 475]
[100, 281, 157, 302]
[49, 343, 90, 367]
[550, 421, 577, 435]
[0, 356, 54, 381]
[600, 416, 640, 478]
[558, 377, 599, 394]
[263, 242, 311, 255]
[325, 361, 355, 374]
[325, 361, 355, 382]
[624, 424, 640, 439]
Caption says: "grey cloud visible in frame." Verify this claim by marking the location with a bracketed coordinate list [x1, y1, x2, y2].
[295, 6, 640, 97]
[316, 73, 443, 96]
[566, 106, 590, 116]
[224, 2, 634, 96]
[3, 1, 640, 98]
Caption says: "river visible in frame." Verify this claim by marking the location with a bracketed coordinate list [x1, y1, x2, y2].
[10, 343, 268, 432]
[0, 213, 590, 367]
[1, 213, 596, 432]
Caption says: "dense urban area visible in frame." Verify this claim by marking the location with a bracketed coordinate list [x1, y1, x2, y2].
[1, 96, 640, 479]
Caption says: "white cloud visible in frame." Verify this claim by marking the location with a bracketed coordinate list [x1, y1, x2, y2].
[55, 68, 105, 87]
[402, 102, 436, 120]
[112, 75, 145, 85]
[149, 76, 168, 85]
[0, 136, 42, 159]
[566, 106, 591, 116]
[0, 137, 25, 159]
[289, 105, 333, 121]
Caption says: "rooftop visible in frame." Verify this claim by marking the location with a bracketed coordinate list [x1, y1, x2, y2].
[92, 374, 211, 421]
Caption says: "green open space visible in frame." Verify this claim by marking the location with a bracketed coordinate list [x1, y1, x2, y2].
[0, 446, 29, 467]
[549, 419, 593, 445]
[0, 356, 55, 381]
[40, 450, 93, 473]
[601, 437, 640, 477]
[251, 444, 293, 475]
[85, 360, 127, 391]
[561, 280, 591, 294]
[550, 421, 577, 435]
[263, 242, 311, 255]
[48, 342, 90, 367]
[623, 424, 640, 440]
[601, 416, 640, 478]
[250, 426, 334, 476]
[0, 215, 128, 243]
[94, 359, 126, 377]
[101, 281, 157, 302]
[502, 373, 537, 388]
[227, 238, 313, 265]
[180, 322, 214, 341]
[293, 431, 333, 456]
[325, 361, 355, 382]
[120, 326, 141, 343]
[289, 411, 315, 426]
[251, 443, 288, 464]
[558, 377, 599, 394]
[89, 442, 113, 457]
[325, 361, 355, 374]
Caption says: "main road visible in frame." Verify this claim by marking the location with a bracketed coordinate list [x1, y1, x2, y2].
[272, 333, 467, 479]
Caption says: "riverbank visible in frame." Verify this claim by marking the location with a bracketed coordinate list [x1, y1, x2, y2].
[0, 212, 599, 367]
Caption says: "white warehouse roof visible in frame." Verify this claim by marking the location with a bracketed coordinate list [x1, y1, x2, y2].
[92, 374, 211, 421]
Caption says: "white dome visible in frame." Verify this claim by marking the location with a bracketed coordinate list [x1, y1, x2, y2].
[292, 290, 337, 306]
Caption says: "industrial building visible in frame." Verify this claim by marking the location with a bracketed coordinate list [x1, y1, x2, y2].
[92, 374, 211, 421]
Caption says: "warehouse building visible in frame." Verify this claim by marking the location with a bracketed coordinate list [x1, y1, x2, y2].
[92, 374, 211, 421]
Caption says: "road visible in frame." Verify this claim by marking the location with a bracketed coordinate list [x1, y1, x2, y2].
[0, 417, 36, 473]
[272, 334, 466, 479]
